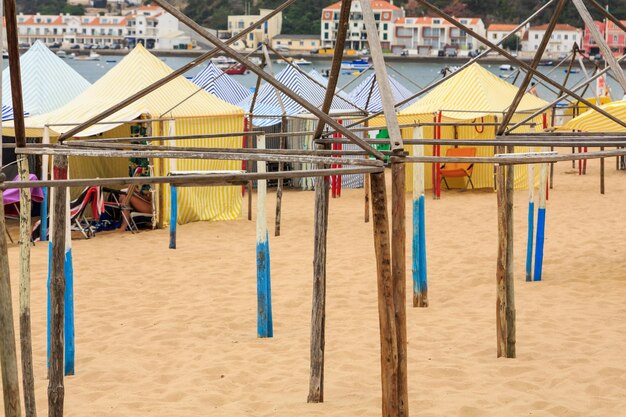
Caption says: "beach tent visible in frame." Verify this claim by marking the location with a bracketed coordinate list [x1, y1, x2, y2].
[4, 44, 245, 224]
[347, 73, 414, 113]
[560, 99, 626, 132]
[388, 63, 550, 190]
[239, 64, 361, 127]
[191, 61, 251, 105]
[1, 40, 90, 120]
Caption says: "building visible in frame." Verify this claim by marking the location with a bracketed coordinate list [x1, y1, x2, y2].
[487, 23, 524, 49]
[3, 6, 191, 50]
[582, 20, 626, 56]
[227, 9, 282, 50]
[320, 0, 404, 51]
[271, 34, 320, 52]
[523, 23, 582, 55]
[394, 16, 485, 55]
[125, 5, 191, 49]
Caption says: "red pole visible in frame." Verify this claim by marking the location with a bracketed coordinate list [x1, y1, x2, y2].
[242, 117, 248, 196]
[337, 120, 343, 197]
[436, 111, 442, 199]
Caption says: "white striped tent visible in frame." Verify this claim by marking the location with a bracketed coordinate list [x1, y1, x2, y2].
[239, 64, 361, 127]
[191, 61, 251, 105]
[1, 40, 90, 120]
[348, 73, 414, 113]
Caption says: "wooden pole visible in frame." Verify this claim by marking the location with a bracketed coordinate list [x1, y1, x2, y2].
[275, 116, 287, 237]
[0, 179, 22, 417]
[370, 170, 400, 417]
[412, 127, 428, 307]
[255, 134, 273, 337]
[364, 121, 370, 223]
[307, 162, 329, 403]
[308, 0, 351, 402]
[5, 0, 37, 408]
[496, 144, 516, 358]
[49, 155, 68, 417]
[600, 146, 605, 194]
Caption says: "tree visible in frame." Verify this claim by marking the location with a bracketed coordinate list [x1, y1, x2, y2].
[502, 34, 521, 51]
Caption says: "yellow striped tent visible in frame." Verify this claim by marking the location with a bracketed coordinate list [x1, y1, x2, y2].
[560, 99, 626, 132]
[372, 63, 550, 190]
[4, 44, 245, 224]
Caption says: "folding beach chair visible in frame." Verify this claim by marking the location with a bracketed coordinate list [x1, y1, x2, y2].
[3, 173, 44, 243]
[440, 147, 477, 190]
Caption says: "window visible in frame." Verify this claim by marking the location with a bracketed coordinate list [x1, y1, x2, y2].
[433, 19, 440, 24]
[564, 34, 568, 40]
[557, 34, 561, 39]
[383, 23, 388, 30]
[353, 22, 358, 27]
[374, 13, 380, 20]
[460, 19, 468, 24]
[535, 33, 539, 39]
[492, 33, 497, 39]
[573, 34, 577, 40]
[383, 33, 387, 40]
[324, 22, 329, 30]
[324, 32, 329, 39]
[614, 35, 618, 42]
[238, 21, 244, 29]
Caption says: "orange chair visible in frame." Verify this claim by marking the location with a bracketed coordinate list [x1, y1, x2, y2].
[440, 147, 477, 190]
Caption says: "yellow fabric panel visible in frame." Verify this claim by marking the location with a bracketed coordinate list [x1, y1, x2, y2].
[155, 115, 244, 225]
[4, 44, 244, 138]
[560, 98, 626, 132]
[399, 64, 550, 120]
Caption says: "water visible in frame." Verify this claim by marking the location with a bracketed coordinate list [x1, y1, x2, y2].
[3, 54, 622, 104]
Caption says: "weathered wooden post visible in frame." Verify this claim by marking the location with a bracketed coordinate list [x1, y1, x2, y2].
[0, 176, 23, 417]
[275, 115, 287, 236]
[308, 0, 350, 401]
[5, 0, 37, 409]
[412, 127, 428, 307]
[49, 154, 68, 417]
[256, 134, 273, 337]
[495, 148, 516, 358]
[363, 0, 409, 412]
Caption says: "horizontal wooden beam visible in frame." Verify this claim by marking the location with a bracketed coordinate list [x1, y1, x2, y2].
[16, 147, 384, 167]
[1, 166, 384, 190]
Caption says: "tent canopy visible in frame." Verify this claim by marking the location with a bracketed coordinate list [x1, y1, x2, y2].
[400, 63, 549, 120]
[348, 73, 414, 113]
[191, 61, 251, 105]
[2, 40, 90, 120]
[239, 65, 362, 127]
[8, 44, 243, 138]
[560, 99, 626, 132]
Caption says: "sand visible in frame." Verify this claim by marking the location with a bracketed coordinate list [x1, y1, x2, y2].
[2, 155, 626, 416]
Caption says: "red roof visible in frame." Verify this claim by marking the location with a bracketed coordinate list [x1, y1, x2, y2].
[528, 23, 580, 31]
[488, 23, 517, 32]
[325, 0, 400, 11]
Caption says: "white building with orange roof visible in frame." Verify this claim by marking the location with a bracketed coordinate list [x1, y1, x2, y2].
[393, 16, 485, 55]
[227, 9, 283, 50]
[320, 0, 404, 51]
[523, 23, 582, 55]
[487, 23, 524, 45]
[3, 6, 190, 50]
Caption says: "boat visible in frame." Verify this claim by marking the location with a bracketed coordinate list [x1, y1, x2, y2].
[538, 60, 554, 66]
[275, 58, 292, 64]
[565, 68, 580, 74]
[224, 64, 247, 75]
[211, 55, 238, 70]
[2, 50, 8, 59]
[499, 64, 514, 71]
[55, 50, 66, 58]
[75, 51, 101, 61]
[293, 58, 311, 66]
[67, 53, 75, 59]
[340, 58, 370, 71]
[249, 57, 262, 66]
[105, 59, 117, 63]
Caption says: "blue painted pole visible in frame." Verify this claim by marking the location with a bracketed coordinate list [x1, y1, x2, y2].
[533, 161, 548, 281]
[411, 129, 428, 307]
[526, 201, 534, 282]
[41, 187, 48, 241]
[256, 134, 273, 337]
[64, 248, 75, 375]
[169, 185, 177, 249]
[526, 163, 535, 282]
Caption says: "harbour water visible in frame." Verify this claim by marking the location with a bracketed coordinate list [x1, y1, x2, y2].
[3, 54, 622, 103]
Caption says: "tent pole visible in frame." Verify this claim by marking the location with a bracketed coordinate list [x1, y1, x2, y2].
[308, 0, 351, 402]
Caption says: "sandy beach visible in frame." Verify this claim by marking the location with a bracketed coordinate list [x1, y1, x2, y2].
[2, 155, 626, 416]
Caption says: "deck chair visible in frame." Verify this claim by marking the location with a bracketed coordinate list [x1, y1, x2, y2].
[440, 147, 477, 190]
[3, 174, 44, 243]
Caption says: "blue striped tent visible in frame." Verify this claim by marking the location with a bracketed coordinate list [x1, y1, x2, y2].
[191, 61, 250, 105]
[348, 73, 414, 113]
[239, 65, 361, 127]
[2, 40, 90, 121]
[1, 104, 28, 121]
